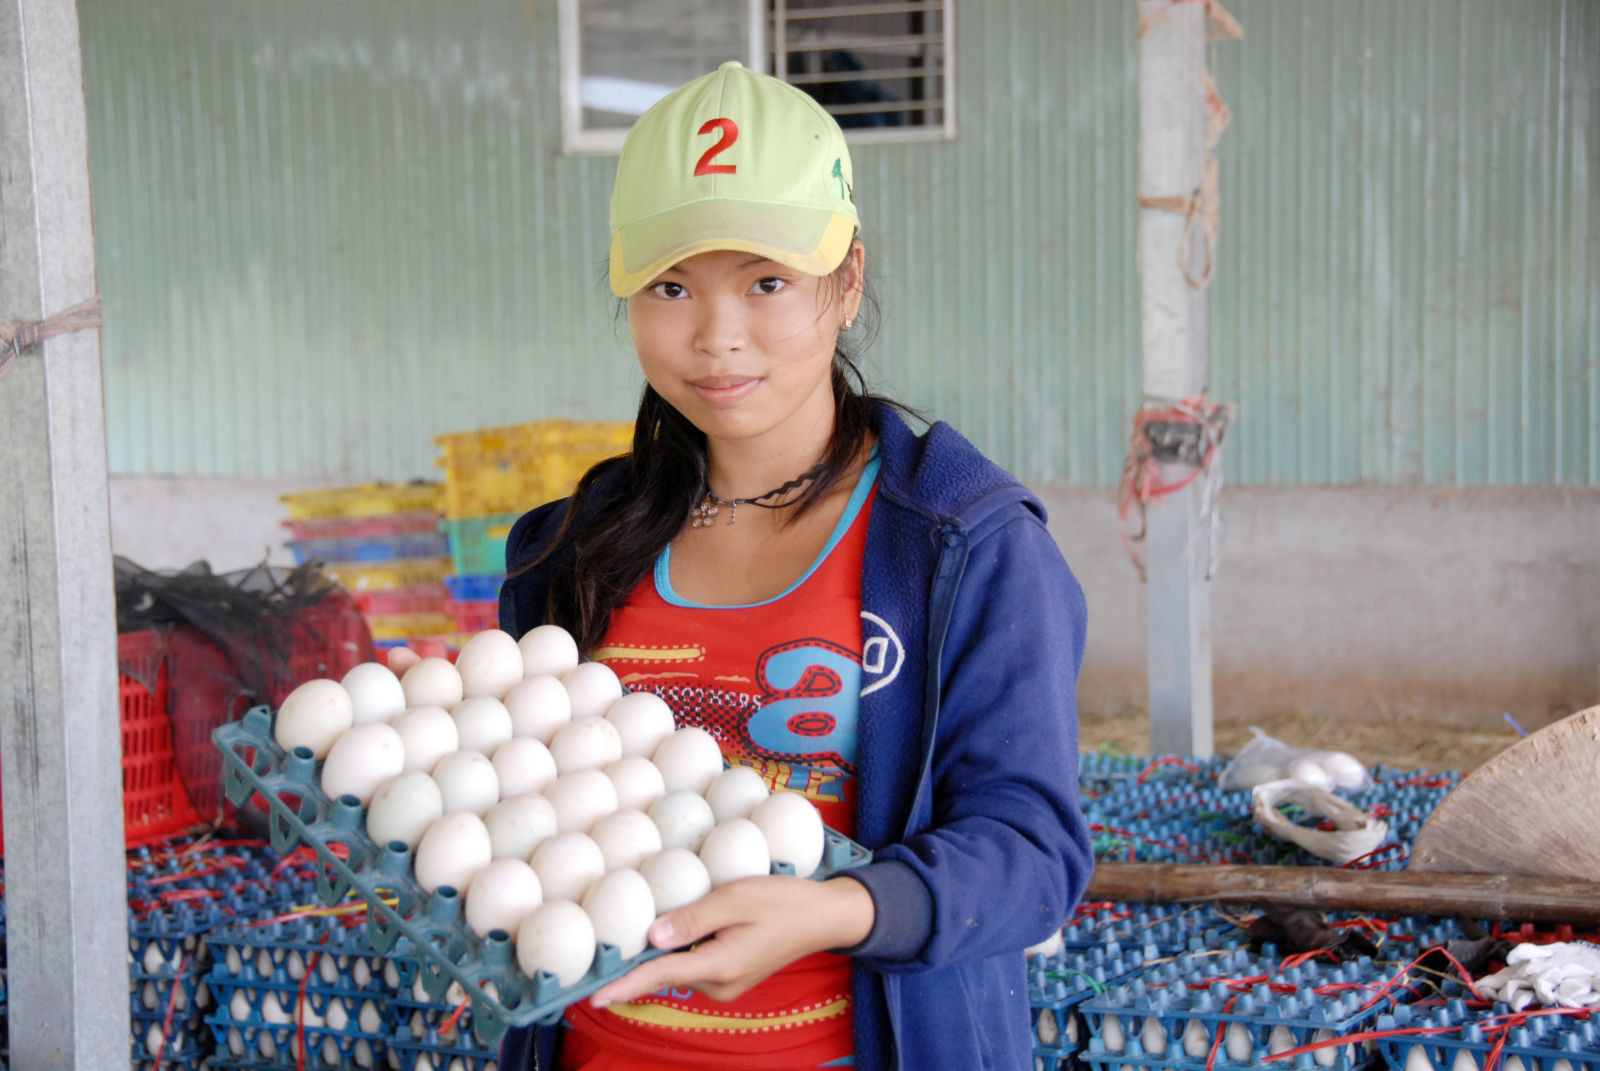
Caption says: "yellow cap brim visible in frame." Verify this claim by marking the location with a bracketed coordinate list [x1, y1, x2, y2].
[610, 201, 856, 297]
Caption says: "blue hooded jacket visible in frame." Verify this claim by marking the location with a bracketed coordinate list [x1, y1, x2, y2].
[496, 405, 1094, 1070]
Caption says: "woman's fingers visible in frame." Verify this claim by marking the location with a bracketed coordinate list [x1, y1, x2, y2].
[589, 944, 728, 1007]
[647, 878, 759, 949]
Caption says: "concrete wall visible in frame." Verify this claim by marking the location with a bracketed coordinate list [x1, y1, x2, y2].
[1045, 485, 1600, 732]
[110, 478, 1600, 731]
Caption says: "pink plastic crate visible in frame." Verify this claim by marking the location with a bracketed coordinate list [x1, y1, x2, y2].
[282, 511, 441, 542]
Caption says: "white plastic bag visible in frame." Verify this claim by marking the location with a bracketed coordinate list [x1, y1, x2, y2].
[1477, 942, 1600, 1010]
[1218, 727, 1374, 792]
[1250, 779, 1388, 864]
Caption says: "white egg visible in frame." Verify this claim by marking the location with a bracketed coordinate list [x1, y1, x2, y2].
[516, 900, 595, 986]
[605, 756, 666, 812]
[320, 723, 406, 805]
[504, 674, 573, 743]
[401, 658, 464, 710]
[1025, 929, 1065, 959]
[590, 809, 663, 872]
[530, 832, 606, 903]
[651, 727, 724, 796]
[562, 662, 623, 720]
[749, 792, 824, 878]
[366, 770, 444, 850]
[705, 766, 770, 823]
[455, 629, 524, 700]
[649, 791, 716, 853]
[341, 662, 407, 725]
[385, 646, 421, 674]
[492, 738, 558, 798]
[464, 858, 544, 937]
[452, 696, 514, 754]
[274, 679, 354, 760]
[325, 998, 349, 1031]
[414, 812, 492, 893]
[545, 770, 619, 834]
[550, 717, 623, 776]
[518, 625, 580, 678]
[581, 868, 656, 959]
[639, 847, 713, 914]
[1286, 756, 1334, 789]
[604, 692, 677, 759]
[484, 794, 559, 861]
[391, 706, 459, 774]
[1320, 751, 1368, 790]
[431, 751, 500, 816]
[700, 819, 771, 886]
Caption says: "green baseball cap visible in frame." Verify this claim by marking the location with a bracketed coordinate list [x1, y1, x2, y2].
[608, 61, 859, 297]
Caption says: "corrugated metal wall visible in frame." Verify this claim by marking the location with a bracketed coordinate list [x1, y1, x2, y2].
[80, 0, 1598, 485]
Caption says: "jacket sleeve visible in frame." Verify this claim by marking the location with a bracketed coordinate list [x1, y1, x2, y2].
[853, 511, 1094, 973]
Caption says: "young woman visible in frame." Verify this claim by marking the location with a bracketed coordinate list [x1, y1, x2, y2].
[498, 62, 1092, 1071]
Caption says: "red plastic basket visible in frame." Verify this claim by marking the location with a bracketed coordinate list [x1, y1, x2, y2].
[0, 596, 374, 856]
[118, 629, 207, 849]
[167, 594, 373, 823]
[0, 630, 208, 855]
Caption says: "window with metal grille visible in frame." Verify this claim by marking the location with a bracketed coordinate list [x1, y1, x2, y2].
[559, 0, 954, 153]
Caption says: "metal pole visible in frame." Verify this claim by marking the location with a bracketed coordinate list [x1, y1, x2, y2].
[1137, 0, 1214, 757]
[0, 0, 131, 1065]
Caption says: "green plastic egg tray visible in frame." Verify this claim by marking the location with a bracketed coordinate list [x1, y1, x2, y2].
[214, 707, 873, 1045]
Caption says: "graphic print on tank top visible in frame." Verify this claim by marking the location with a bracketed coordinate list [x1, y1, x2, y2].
[559, 462, 879, 1069]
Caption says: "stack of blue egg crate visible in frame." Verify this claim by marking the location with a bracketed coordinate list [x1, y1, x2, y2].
[126, 839, 322, 1069]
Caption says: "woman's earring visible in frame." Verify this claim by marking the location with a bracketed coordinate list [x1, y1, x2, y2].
[841, 318, 853, 332]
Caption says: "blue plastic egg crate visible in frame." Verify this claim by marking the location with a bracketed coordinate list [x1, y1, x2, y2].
[1079, 946, 1390, 1071]
[129, 1007, 210, 1067]
[1031, 1046, 1079, 1071]
[1077, 756, 1458, 871]
[214, 706, 873, 1045]
[203, 1011, 389, 1070]
[210, 915, 396, 996]
[1029, 939, 1159, 1055]
[1061, 903, 1230, 956]
[1376, 1000, 1600, 1071]
[388, 1024, 500, 1071]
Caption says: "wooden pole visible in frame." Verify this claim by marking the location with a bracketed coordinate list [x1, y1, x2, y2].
[1088, 863, 1600, 925]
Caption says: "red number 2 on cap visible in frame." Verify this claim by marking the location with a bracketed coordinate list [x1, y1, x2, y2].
[694, 118, 739, 176]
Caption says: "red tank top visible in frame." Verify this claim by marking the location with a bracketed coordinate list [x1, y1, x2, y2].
[560, 464, 879, 1071]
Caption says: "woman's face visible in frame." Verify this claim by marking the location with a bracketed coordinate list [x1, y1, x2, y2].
[627, 243, 864, 447]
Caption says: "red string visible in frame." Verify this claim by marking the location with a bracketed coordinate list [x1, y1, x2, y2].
[1135, 756, 1203, 784]
[1089, 823, 1209, 862]
[1260, 1007, 1594, 1067]
[440, 997, 471, 1040]
[1337, 843, 1406, 870]
[153, 951, 187, 1065]
[1205, 993, 1240, 1071]
[295, 937, 332, 1071]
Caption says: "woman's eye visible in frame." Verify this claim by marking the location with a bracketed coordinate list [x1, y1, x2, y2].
[751, 277, 788, 295]
[651, 282, 687, 299]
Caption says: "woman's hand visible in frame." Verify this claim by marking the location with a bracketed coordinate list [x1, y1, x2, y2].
[588, 875, 875, 1007]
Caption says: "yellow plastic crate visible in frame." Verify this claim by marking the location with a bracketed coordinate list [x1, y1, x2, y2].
[366, 612, 458, 642]
[434, 420, 632, 520]
[322, 557, 453, 593]
[280, 482, 441, 521]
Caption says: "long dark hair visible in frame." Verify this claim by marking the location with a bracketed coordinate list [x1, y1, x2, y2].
[525, 253, 910, 655]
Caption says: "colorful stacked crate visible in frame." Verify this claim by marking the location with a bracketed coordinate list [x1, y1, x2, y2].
[435, 420, 632, 637]
[280, 482, 456, 650]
